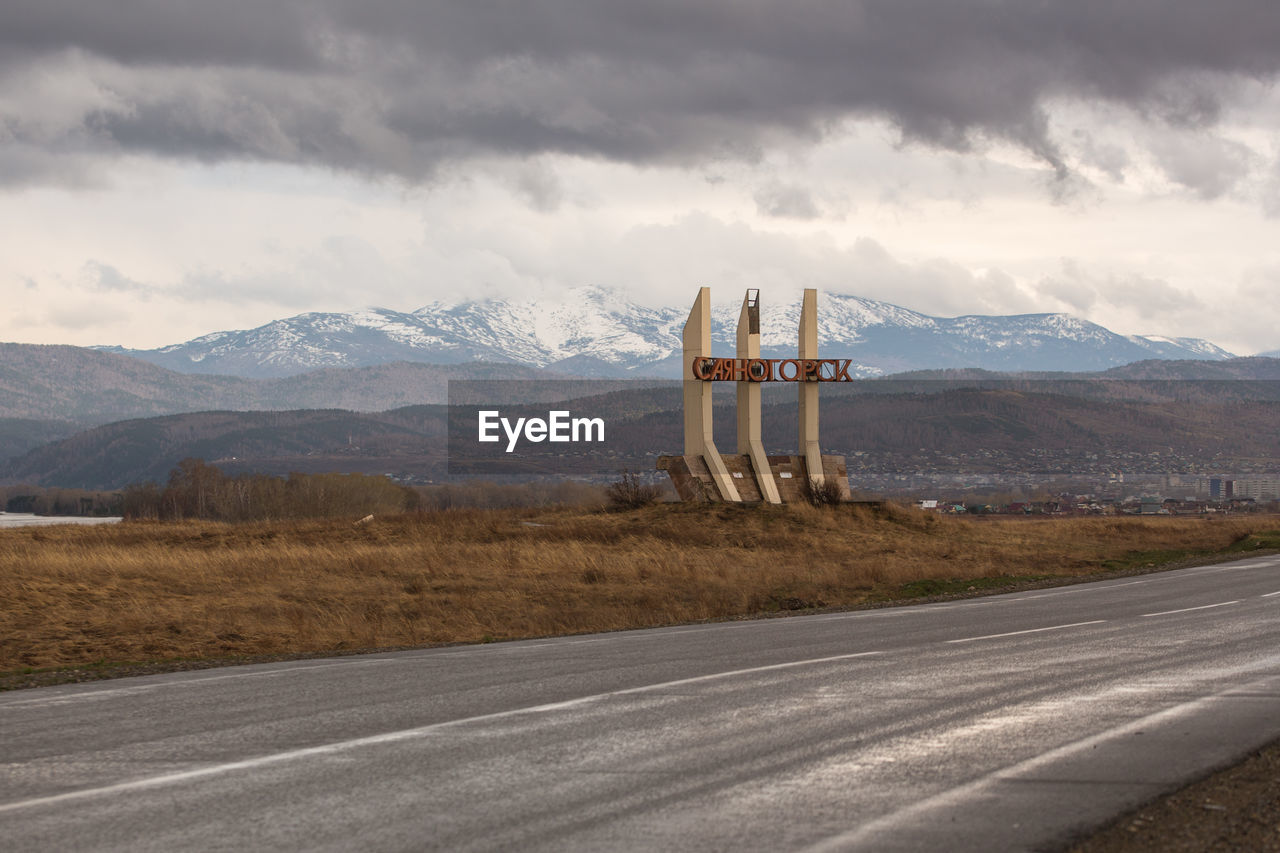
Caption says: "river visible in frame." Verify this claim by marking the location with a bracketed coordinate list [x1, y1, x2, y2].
[0, 513, 123, 529]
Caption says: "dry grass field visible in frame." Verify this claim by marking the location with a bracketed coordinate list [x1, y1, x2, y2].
[3, 503, 1279, 676]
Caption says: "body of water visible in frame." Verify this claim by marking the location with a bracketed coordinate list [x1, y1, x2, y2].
[0, 513, 123, 529]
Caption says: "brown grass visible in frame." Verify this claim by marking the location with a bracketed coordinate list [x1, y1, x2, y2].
[2, 504, 1278, 673]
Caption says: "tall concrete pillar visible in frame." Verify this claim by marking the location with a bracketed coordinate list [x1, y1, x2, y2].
[683, 287, 740, 501]
[798, 288, 825, 486]
[737, 290, 781, 503]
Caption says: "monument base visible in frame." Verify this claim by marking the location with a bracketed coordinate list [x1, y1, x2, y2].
[657, 454, 850, 503]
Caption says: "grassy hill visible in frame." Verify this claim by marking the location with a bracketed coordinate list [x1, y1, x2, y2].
[6, 507, 1279, 673]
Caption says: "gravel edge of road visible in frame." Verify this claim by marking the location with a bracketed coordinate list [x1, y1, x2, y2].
[1062, 735, 1280, 852]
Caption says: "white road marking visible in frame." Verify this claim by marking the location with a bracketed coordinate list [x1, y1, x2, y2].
[0, 659, 401, 709]
[1182, 560, 1280, 576]
[802, 667, 1280, 852]
[1050, 581, 1144, 596]
[1006, 580, 1150, 601]
[0, 650, 883, 814]
[1006, 589, 1071, 600]
[945, 620, 1106, 644]
[1142, 601, 1240, 617]
[1262, 591, 1280, 598]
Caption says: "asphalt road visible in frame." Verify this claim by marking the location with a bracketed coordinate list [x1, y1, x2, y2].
[3, 554, 1280, 852]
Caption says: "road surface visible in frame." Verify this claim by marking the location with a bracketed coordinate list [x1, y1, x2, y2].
[3, 553, 1279, 851]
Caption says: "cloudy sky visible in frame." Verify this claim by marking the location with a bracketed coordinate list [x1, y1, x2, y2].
[3, 1, 1280, 354]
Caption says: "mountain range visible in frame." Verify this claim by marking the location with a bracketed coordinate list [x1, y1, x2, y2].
[99, 287, 1239, 379]
[5, 288, 1276, 487]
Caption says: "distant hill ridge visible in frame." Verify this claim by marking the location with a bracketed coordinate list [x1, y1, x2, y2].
[0, 345, 568, 424]
[9, 373, 1280, 489]
[4, 334, 1278, 468]
[0, 345, 574, 463]
[97, 287, 1240, 379]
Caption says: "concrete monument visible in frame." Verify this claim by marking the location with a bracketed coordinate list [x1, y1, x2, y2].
[658, 288, 852, 503]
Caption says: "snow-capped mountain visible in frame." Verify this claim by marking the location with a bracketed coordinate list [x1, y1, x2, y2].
[100, 286, 1236, 378]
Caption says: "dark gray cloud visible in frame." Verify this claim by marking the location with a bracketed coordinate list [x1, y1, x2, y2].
[3, 1, 1280, 184]
[0, 145, 102, 188]
[0, 2, 318, 70]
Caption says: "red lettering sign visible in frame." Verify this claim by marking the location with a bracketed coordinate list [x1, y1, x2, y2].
[689, 357, 857, 381]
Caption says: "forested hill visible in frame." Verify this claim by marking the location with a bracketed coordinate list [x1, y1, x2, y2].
[3, 407, 447, 490]
[1, 343, 256, 423]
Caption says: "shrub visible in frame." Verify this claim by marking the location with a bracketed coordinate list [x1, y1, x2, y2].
[605, 469, 663, 510]
[120, 458, 419, 522]
[806, 476, 845, 507]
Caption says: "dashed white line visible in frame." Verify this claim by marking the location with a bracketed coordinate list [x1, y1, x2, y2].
[1142, 601, 1240, 617]
[1262, 591, 1280, 598]
[945, 620, 1106, 644]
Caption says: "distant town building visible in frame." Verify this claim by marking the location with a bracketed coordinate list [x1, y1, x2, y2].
[1232, 478, 1280, 500]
